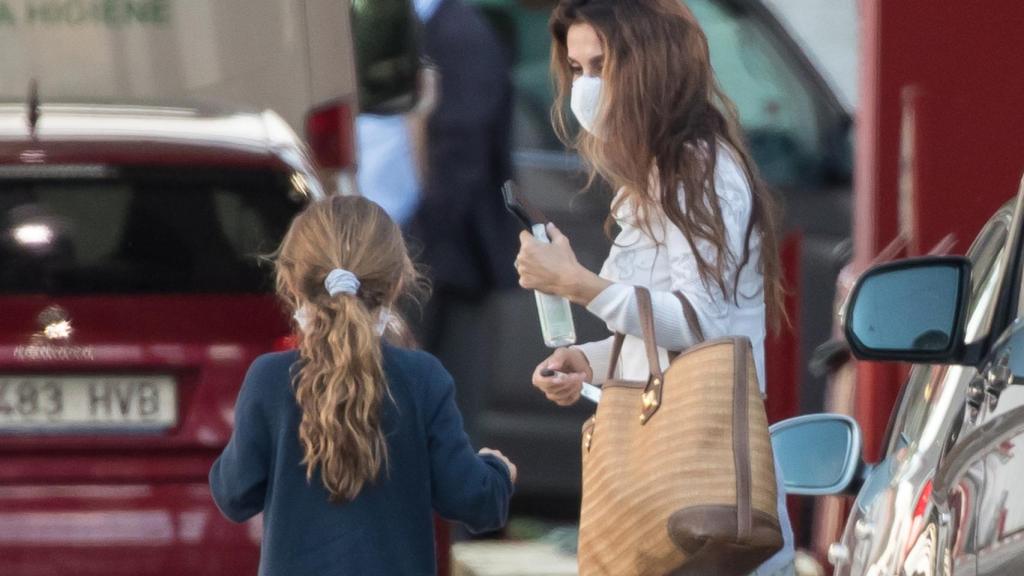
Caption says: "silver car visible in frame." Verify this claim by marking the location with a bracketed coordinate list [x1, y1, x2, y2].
[774, 177, 1024, 575]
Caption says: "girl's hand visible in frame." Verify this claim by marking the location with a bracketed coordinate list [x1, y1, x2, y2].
[532, 347, 593, 406]
[479, 448, 517, 484]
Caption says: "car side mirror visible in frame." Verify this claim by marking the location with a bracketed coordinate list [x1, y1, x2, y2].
[844, 256, 971, 363]
[822, 114, 854, 185]
[770, 414, 862, 496]
[353, 0, 420, 114]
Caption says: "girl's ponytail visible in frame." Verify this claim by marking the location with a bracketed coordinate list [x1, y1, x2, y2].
[293, 292, 389, 502]
[274, 196, 423, 502]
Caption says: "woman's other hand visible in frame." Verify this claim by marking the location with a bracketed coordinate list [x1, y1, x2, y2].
[532, 347, 593, 406]
[479, 448, 517, 484]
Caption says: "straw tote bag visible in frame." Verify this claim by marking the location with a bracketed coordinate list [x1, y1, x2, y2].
[577, 286, 783, 575]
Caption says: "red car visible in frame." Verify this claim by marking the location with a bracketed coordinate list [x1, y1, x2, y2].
[0, 101, 321, 575]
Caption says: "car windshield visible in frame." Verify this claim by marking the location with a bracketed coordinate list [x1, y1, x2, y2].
[688, 0, 824, 187]
[0, 166, 305, 295]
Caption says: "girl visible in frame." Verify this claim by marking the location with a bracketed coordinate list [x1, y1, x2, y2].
[211, 195, 516, 575]
[514, 0, 794, 573]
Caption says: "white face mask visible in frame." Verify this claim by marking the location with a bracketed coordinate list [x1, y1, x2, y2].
[375, 307, 393, 336]
[570, 75, 603, 134]
[292, 305, 312, 334]
[292, 304, 390, 337]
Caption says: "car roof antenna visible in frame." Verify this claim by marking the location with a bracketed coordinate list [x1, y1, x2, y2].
[27, 79, 40, 137]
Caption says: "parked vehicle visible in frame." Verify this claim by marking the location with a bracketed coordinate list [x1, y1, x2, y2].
[454, 0, 853, 500]
[0, 101, 321, 575]
[774, 176, 1024, 576]
[0, 1, 424, 574]
[0, 0, 418, 192]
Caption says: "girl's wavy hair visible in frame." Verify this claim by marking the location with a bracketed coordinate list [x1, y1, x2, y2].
[550, 0, 786, 330]
[273, 195, 424, 502]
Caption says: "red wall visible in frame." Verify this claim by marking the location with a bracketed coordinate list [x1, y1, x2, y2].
[855, 0, 1024, 459]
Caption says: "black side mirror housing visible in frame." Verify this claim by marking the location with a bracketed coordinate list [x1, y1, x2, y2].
[844, 256, 972, 364]
[353, 0, 420, 115]
[822, 114, 854, 185]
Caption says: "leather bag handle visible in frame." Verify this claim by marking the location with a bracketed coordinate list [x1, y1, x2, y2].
[633, 286, 705, 423]
[606, 333, 626, 382]
[633, 286, 706, 368]
[604, 286, 705, 420]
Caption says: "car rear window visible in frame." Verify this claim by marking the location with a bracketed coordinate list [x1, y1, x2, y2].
[0, 166, 306, 294]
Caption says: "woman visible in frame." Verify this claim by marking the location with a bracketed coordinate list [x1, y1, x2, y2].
[514, 0, 794, 573]
[210, 196, 516, 575]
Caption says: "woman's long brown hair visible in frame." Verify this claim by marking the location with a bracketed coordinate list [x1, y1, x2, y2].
[550, 0, 785, 330]
[274, 196, 422, 502]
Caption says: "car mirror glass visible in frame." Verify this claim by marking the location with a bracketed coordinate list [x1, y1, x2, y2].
[846, 258, 970, 361]
[770, 414, 862, 496]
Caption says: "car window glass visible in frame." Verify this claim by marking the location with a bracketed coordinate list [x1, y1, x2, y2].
[0, 167, 304, 294]
[964, 213, 1013, 343]
[886, 213, 1011, 455]
[687, 0, 821, 187]
[478, 0, 827, 189]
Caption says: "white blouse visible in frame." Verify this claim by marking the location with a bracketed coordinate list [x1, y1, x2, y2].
[574, 145, 767, 392]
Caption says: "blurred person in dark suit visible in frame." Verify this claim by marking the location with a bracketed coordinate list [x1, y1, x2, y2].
[407, 0, 519, 352]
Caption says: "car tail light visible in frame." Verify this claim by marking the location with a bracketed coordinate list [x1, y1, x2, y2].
[273, 335, 298, 351]
[305, 101, 355, 170]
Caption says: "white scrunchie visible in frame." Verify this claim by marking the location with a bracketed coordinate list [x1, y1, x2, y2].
[324, 268, 360, 297]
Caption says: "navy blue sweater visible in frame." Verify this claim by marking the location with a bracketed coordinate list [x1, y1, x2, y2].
[209, 345, 513, 575]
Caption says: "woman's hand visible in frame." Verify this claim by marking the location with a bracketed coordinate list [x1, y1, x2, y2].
[532, 347, 593, 406]
[516, 223, 610, 305]
[479, 448, 517, 484]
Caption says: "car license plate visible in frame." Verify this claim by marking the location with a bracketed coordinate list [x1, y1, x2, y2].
[0, 376, 177, 432]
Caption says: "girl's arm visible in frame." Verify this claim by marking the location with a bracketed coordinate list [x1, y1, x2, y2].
[209, 357, 272, 523]
[423, 356, 514, 534]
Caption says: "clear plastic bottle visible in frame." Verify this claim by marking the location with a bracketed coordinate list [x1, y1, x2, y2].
[530, 223, 576, 347]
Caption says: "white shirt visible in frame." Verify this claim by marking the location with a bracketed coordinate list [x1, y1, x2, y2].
[575, 145, 767, 393]
[355, 114, 420, 226]
[413, 0, 443, 21]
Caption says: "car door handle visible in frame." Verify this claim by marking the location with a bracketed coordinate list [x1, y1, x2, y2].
[967, 376, 986, 418]
[986, 360, 1011, 409]
[854, 519, 874, 540]
[828, 542, 850, 565]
